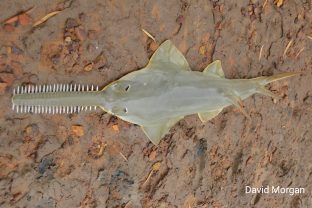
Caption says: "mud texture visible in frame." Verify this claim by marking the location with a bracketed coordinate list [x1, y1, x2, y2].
[0, 0, 312, 207]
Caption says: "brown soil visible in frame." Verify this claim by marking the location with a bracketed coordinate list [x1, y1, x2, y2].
[0, 0, 311, 207]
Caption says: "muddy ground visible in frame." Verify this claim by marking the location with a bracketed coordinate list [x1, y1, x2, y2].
[0, 0, 312, 207]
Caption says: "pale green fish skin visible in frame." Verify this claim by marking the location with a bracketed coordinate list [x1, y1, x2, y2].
[102, 65, 252, 124]
[12, 40, 299, 145]
[98, 40, 298, 144]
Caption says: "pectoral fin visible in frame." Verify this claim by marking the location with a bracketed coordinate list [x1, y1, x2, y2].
[198, 109, 223, 123]
[203, 60, 225, 77]
[147, 40, 190, 71]
[141, 117, 182, 145]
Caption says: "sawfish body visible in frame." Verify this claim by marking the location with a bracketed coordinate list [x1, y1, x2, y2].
[102, 63, 250, 125]
[98, 40, 298, 144]
[12, 40, 299, 145]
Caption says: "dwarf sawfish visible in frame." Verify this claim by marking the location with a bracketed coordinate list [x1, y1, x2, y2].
[12, 40, 299, 144]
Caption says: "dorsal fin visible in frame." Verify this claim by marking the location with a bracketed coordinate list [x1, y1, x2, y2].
[203, 60, 224, 77]
[146, 40, 190, 71]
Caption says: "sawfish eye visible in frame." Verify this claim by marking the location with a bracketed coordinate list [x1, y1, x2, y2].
[123, 107, 128, 113]
[125, 85, 130, 92]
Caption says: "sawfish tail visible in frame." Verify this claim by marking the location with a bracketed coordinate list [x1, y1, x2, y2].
[253, 71, 300, 98]
[253, 71, 301, 85]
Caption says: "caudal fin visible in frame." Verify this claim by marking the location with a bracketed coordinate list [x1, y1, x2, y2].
[253, 71, 300, 99]
[253, 71, 301, 86]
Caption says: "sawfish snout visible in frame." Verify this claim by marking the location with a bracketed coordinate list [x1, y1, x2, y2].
[12, 84, 101, 114]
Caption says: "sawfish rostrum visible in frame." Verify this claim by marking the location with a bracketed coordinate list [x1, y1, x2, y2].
[12, 40, 299, 145]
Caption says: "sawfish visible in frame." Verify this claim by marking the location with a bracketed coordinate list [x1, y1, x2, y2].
[12, 40, 299, 145]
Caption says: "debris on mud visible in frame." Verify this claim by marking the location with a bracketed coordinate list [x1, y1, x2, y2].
[71, 125, 84, 137]
[33, 10, 61, 27]
[0, 1, 311, 207]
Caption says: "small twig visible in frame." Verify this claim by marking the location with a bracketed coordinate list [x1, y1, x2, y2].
[262, 0, 268, 9]
[142, 28, 156, 42]
[97, 143, 107, 157]
[259, 45, 264, 61]
[142, 169, 154, 186]
[283, 39, 293, 58]
[307, 36, 312, 40]
[33, 10, 61, 27]
[119, 152, 128, 161]
[142, 162, 161, 186]
[295, 47, 304, 59]
[124, 201, 132, 208]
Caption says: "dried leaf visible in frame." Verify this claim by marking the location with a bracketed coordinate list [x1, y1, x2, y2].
[275, 0, 284, 7]
[3, 7, 34, 24]
[112, 124, 119, 132]
[25, 125, 33, 135]
[142, 28, 156, 42]
[33, 11, 61, 27]
[71, 125, 84, 137]
[18, 13, 32, 26]
[83, 63, 93, 72]
[142, 162, 161, 185]
[152, 162, 161, 171]
[97, 143, 107, 157]
[149, 41, 159, 52]
[3, 15, 19, 24]
[198, 45, 206, 55]
[6, 47, 12, 55]
[0, 83, 8, 94]
[148, 150, 157, 161]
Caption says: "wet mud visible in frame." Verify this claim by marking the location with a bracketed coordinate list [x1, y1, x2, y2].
[0, 0, 311, 207]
